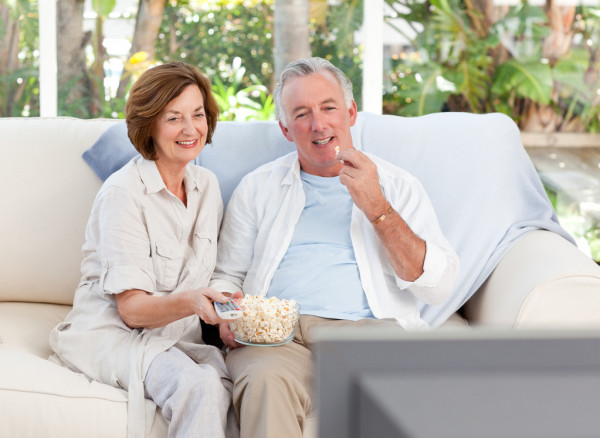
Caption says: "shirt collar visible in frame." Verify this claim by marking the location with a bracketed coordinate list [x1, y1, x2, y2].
[136, 156, 200, 194]
[282, 152, 302, 186]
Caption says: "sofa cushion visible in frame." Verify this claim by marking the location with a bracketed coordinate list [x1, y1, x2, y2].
[77, 112, 573, 328]
[0, 348, 168, 438]
[0, 302, 170, 438]
[197, 120, 298, 206]
[83, 122, 137, 181]
[0, 117, 119, 305]
[0, 302, 71, 359]
[354, 112, 573, 326]
[82, 119, 299, 207]
[464, 230, 600, 328]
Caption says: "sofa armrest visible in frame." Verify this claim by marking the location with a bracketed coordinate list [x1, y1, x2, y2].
[462, 230, 600, 328]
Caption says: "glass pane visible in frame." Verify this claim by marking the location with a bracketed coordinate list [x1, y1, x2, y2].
[528, 144, 600, 261]
[381, 1, 600, 131]
[52, 0, 364, 120]
[154, 0, 277, 121]
[310, 0, 364, 110]
[381, 0, 600, 261]
[0, 0, 39, 117]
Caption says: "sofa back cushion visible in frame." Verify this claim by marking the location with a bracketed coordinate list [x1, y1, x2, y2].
[0, 113, 573, 328]
[75, 112, 573, 327]
[0, 117, 120, 305]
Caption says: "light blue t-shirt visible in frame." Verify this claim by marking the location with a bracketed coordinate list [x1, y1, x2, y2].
[267, 171, 374, 320]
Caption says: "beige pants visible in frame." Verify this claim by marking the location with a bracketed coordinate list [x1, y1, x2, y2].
[225, 315, 401, 438]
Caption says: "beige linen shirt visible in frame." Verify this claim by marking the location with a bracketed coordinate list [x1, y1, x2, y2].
[49, 156, 226, 438]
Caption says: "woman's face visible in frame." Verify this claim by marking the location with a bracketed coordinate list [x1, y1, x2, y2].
[152, 84, 208, 171]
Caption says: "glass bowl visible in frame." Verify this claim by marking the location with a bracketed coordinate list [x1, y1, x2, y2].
[230, 302, 300, 347]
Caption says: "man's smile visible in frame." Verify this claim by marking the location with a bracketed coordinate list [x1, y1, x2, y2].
[313, 136, 333, 145]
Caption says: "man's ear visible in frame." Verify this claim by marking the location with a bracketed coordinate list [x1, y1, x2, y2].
[279, 120, 294, 142]
[348, 100, 358, 127]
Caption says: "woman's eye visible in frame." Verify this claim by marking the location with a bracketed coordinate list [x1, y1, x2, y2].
[195, 113, 205, 118]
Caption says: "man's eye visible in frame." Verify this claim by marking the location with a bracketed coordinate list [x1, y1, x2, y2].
[295, 113, 306, 119]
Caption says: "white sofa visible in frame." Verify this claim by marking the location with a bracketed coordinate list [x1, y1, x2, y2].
[2, 113, 600, 438]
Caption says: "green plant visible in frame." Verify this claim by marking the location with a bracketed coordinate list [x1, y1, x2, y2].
[212, 57, 275, 121]
[155, 0, 363, 116]
[155, 0, 275, 96]
[383, 0, 600, 133]
[0, 0, 40, 116]
[585, 227, 600, 262]
[310, 0, 364, 109]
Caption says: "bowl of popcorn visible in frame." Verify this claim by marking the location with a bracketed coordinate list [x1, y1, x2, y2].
[230, 295, 300, 346]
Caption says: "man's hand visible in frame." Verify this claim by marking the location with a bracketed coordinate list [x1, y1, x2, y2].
[337, 148, 388, 221]
[220, 321, 243, 349]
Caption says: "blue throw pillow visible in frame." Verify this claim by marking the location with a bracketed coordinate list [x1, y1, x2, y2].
[83, 122, 138, 181]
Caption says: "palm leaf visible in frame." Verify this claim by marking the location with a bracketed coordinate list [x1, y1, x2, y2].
[492, 59, 552, 104]
[397, 65, 451, 116]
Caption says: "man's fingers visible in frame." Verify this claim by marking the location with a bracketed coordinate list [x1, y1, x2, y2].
[231, 291, 243, 300]
[337, 149, 369, 168]
[219, 322, 243, 349]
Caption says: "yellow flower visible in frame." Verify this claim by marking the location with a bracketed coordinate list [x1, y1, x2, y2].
[129, 51, 149, 65]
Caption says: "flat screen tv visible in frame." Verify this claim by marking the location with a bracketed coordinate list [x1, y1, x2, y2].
[313, 327, 600, 438]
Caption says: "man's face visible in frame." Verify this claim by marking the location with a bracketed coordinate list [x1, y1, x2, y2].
[278, 71, 357, 177]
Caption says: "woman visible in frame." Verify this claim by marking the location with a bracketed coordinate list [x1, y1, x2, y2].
[49, 62, 239, 438]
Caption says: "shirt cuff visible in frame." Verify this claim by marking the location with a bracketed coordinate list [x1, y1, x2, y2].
[99, 263, 156, 297]
[208, 278, 241, 295]
[394, 242, 447, 290]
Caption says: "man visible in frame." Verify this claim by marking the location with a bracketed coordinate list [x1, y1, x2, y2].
[210, 57, 459, 438]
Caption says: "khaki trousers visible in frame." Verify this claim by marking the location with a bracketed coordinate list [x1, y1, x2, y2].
[226, 315, 401, 438]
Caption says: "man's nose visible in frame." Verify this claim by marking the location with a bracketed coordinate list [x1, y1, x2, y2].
[311, 111, 326, 131]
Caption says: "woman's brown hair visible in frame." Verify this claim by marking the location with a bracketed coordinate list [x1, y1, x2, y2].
[125, 62, 220, 160]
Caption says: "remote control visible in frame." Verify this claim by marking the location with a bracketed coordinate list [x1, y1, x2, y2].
[214, 300, 243, 320]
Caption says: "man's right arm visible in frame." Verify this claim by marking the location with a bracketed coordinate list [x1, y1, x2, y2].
[209, 181, 260, 349]
[209, 180, 258, 294]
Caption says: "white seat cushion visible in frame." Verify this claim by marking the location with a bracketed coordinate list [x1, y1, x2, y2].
[0, 302, 168, 437]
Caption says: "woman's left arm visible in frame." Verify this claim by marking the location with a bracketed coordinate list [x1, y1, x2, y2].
[115, 287, 231, 329]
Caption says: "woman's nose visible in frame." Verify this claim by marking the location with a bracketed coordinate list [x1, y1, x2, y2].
[182, 117, 195, 134]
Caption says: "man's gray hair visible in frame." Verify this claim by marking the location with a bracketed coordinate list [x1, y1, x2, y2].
[274, 57, 354, 126]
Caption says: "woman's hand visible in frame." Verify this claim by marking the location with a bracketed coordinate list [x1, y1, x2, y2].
[184, 287, 231, 325]
[218, 291, 244, 349]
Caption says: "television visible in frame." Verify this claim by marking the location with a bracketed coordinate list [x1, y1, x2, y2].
[313, 327, 600, 438]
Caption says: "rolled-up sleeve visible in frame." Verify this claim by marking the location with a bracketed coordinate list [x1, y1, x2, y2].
[84, 186, 156, 297]
[375, 157, 460, 306]
[394, 241, 459, 305]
